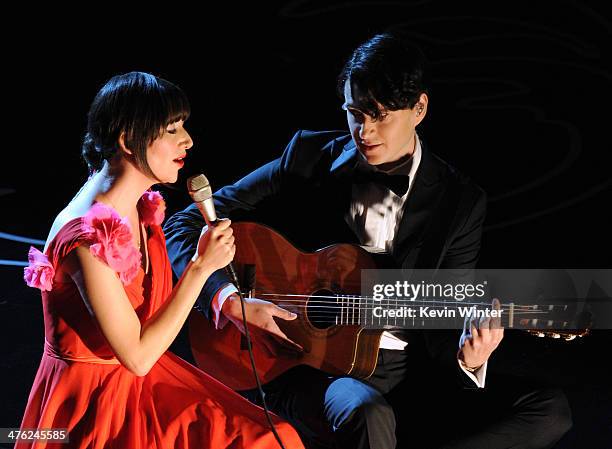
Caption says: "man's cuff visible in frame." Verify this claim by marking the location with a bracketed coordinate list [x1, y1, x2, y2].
[458, 359, 488, 388]
[211, 284, 238, 329]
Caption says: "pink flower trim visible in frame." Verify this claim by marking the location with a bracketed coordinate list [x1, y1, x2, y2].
[138, 190, 166, 226]
[81, 203, 141, 285]
[24, 246, 55, 291]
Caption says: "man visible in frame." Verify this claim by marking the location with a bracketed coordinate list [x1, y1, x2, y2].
[164, 33, 571, 449]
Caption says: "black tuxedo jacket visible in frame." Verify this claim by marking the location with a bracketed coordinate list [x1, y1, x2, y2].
[164, 130, 487, 386]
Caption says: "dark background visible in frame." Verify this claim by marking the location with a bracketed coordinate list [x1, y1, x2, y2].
[1, 1, 611, 447]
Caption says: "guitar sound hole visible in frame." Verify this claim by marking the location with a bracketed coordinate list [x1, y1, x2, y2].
[308, 289, 340, 329]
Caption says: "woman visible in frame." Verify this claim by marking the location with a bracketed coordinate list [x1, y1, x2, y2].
[18, 72, 304, 449]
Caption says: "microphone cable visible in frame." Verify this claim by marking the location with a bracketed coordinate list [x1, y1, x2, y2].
[224, 268, 289, 449]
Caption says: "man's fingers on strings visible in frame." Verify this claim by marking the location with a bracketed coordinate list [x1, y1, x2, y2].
[470, 321, 480, 339]
[492, 297, 501, 311]
[493, 327, 505, 343]
[272, 304, 297, 320]
[491, 298, 503, 330]
[479, 315, 491, 335]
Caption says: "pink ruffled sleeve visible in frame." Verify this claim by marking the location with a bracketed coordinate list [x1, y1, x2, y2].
[81, 203, 141, 285]
[24, 246, 55, 291]
[24, 192, 163, 291]
[138, 190, 166, 226]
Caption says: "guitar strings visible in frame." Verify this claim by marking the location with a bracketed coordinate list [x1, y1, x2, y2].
[257, 293, 572, 310]
[257, 294, 571, 326]
[269, 301, 549, 310]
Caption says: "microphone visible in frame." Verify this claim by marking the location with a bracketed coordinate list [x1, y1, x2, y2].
[187, 174, 218, 225]
[187, 174, 240, 287]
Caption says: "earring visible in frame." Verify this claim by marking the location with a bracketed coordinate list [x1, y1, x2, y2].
[417, 105, 424, 115]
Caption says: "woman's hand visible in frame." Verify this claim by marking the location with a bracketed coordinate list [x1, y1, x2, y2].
[192, 219, 236, 274]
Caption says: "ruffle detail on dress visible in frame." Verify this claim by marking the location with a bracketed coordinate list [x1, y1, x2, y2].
[24, 246, 55, 291]
[81, 203, 141, 285]
[138, 190, 166, 226]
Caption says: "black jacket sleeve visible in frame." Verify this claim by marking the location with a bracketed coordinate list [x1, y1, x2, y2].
[163, 130, 342, 319]
[163, 133, 295, 319]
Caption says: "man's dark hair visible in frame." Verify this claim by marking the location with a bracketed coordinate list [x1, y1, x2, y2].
[338, 33, 428, 120]
[82, 71, 190, 178]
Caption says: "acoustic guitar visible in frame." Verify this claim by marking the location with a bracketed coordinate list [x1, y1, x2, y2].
[188, 222, 588, 390]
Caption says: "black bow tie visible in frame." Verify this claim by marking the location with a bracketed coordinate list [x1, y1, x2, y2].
[353, 171, 411, 197]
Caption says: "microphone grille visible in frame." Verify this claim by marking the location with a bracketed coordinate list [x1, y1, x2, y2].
[187, 174, 210, 192]
[187, 174, 213, 202]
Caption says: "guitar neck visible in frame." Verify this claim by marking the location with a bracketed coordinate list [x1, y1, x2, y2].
[329, 296, 579, 332]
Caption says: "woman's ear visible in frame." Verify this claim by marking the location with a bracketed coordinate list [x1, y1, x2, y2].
[118, 132, 133, 155]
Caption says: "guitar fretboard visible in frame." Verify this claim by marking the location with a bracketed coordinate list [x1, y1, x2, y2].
[326, 296, 575, 330]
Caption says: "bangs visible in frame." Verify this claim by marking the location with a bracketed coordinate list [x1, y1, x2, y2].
[119, 74, 192, 145]
[159, 79, 191, 127]
[348, 74, 394, 120]
[351, 91, 381, 118]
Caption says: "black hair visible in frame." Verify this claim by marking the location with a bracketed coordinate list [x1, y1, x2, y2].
[338, 33, 428, 120]
[82, 71, 190, 177]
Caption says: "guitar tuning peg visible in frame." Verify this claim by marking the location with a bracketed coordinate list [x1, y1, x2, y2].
[537, 332, 545, 338]
[551, 333, 561, 339]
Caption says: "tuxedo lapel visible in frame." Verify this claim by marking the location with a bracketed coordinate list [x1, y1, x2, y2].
[393, 144, 449, 266]
[320, 138, 361, 245]
[330, 138, 360, 176]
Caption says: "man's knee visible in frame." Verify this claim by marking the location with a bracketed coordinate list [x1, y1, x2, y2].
[346, 396, 395, 429]
[324, 378, 395, 432]
[527, 388, 572, 448]
[326, 380, 396, 449]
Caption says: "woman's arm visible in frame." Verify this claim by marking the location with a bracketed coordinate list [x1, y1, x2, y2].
[68, 220, 235, 376]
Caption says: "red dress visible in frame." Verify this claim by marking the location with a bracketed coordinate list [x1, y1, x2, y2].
[18, 193, 304, 449]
